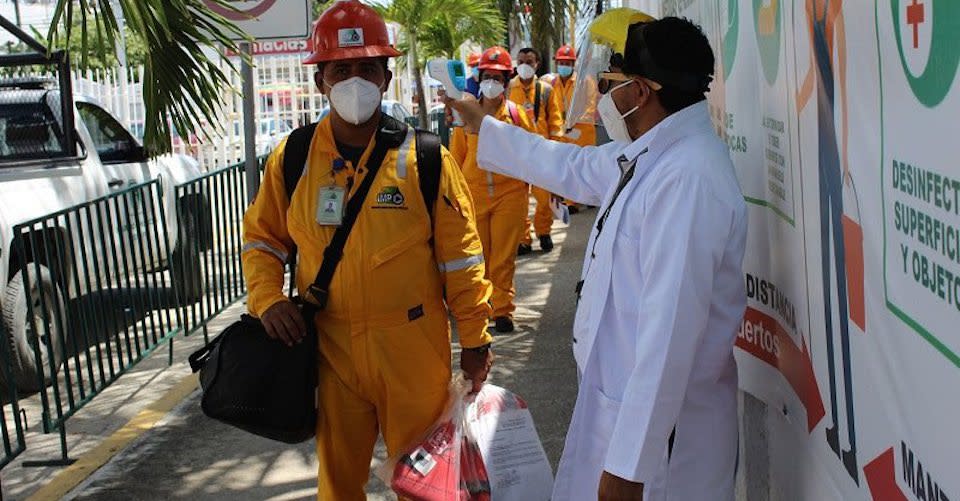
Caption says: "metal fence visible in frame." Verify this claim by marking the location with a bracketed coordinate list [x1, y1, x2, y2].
[0, 322, 26, 470]
[176, 161, 255, 341]
[9, 180, 184, 438]
[0, 156, 262, 466]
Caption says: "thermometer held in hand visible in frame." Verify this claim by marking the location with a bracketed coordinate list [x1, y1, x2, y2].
[428, 58, 466, 125]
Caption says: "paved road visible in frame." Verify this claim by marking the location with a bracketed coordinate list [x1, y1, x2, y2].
[61, 207, 594, 500]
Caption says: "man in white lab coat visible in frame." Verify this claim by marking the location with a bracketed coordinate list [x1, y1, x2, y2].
[447, 17, 747, 501]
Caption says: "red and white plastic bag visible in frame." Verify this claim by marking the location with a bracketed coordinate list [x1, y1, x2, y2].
[379, 375, 552, 501]
[464, 384, 553, 501]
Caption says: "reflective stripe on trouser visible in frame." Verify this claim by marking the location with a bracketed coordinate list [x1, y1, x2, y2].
[522, 186, 554, 245]
[473, 188, 528, 318]
[315, 306, 451, 500]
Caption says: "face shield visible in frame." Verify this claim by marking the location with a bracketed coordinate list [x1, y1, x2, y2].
[565, 8, 655, 131]
[564, 36, 607, 129]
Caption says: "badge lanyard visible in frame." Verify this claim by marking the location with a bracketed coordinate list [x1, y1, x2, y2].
[315, 157, 355, 226]
[575, 148, 648, 301]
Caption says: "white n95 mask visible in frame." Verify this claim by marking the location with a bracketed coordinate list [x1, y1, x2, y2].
[598, 80, 639, 143]
[326, 76, 383, 125]
[517, 64, 536, 80]
[480, 80, 505, 99]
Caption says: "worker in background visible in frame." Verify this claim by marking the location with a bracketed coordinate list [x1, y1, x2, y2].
[465, 52, 482, 98]
[542, 44, 599, 213]
[508, 47, 565, 254]
[242, 2, 494, 498]
[450, 46, 538, 334]
[446, 15, 746, 501]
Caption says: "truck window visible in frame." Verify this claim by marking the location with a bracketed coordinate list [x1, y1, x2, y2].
[76, 102, 142, 164]
[0, 100, 68, 161]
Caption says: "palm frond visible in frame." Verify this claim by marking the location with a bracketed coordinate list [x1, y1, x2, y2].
[49, 0, 248, 155]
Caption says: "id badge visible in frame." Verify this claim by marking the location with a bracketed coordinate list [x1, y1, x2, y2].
[316, 185, 346, 226]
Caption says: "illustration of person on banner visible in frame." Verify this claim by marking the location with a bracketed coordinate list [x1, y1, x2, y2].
[797, 0, 864, 483]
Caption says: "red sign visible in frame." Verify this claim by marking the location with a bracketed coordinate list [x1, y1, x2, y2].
[225, 39, 313, 57]
[203, 0, 279, 21]
[736, 307, 825, 432]
[864, 448, 909, 501]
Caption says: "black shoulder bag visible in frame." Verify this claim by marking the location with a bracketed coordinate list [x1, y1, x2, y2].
[187, 116, 407, 443]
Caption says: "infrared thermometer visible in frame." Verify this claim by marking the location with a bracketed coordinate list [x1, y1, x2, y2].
[428, 58, 466, 99]
[428, 58, 466, 125]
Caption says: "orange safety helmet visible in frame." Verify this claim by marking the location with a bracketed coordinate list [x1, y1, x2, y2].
[555, 45, 576, 61]
[467, 53, 481, 67]
[303, 0, 402, 65]
[478, 46, 512, 72]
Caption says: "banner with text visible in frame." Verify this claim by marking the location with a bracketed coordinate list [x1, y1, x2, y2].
[659, 0, 959, 499]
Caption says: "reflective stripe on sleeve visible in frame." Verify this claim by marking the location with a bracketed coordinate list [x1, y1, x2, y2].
[242, 241, 288, 263]
[397, 128, 414, 179]
[437, 254, 484, 273]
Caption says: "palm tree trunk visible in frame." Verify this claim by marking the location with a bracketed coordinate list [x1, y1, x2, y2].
[410, 37, 429, 129]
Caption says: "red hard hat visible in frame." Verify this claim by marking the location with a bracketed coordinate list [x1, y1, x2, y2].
[467, 53, 481, 67]
[478, 46, 512, 72]
[303, 0, 402, 65]
[555, 45, 576, 61]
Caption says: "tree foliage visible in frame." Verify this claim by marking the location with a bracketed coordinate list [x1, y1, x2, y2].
[48, 0, 247, 155]
[373, 0, 505, 127]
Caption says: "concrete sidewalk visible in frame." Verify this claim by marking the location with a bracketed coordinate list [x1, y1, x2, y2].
[6, 208, 593, 500]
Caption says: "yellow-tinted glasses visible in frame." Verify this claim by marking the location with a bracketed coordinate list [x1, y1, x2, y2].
[597, 72, 663, 94]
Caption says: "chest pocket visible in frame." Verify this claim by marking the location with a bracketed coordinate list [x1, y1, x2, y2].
[371, 224, 432, 268]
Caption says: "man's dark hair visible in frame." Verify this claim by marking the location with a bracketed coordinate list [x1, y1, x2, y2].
[517, 47, 541, 63]
[623, 17, 715, 113]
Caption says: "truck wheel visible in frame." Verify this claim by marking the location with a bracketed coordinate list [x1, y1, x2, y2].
[172, 207, 205, 304]
[1, 266, 65, 392]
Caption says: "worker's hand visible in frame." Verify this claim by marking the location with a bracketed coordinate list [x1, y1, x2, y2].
[261, 300, 307, 347]
[598, 471, 644, 501]
[460, 345, 494, 393]
[442, 92, 486, 134]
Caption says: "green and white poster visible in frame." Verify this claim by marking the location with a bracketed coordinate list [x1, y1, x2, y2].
[651, 0, 959, 498]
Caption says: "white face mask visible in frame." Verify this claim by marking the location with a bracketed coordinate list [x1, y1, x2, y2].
[517, 63, 536, 80]
[479, 80, 505, 99]
[325, 76, 383, 125]
[598, 80, 640, 143]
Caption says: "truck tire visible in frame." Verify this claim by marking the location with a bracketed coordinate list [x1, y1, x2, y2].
[1, 266, 65, 392]
[172, 207, 205, 304]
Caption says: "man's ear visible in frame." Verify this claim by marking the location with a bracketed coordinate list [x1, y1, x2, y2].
[634, 78, 654, 107]
[384, 69, 393, 91]
[315, 71, 325, 95]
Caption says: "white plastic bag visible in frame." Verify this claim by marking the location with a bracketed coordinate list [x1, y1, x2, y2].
[377, 374, 492, 500]
[464, 384, 554, 501]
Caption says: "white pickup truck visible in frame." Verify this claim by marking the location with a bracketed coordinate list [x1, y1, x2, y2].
[0, 78, 208, 391]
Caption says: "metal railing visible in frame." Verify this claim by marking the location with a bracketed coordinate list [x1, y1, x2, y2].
[0, 156, 265, 467]
[0, 322, 26, 470]
[10, 180, 183, 443]
[176, 160, 256, 341]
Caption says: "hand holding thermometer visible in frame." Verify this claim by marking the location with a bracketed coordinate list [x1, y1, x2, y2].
[428, 58, 466, 125]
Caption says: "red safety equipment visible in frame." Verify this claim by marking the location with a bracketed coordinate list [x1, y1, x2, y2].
[478, 46, 513, 73]
[303, 0, 402, 64]
[555, 45, 576, 61]
[467, 53, 481, 67]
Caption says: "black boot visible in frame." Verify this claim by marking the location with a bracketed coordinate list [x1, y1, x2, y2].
[517, 243, 532, 256]
[494, 316, 514, 333]
[539, 235, 554, 252]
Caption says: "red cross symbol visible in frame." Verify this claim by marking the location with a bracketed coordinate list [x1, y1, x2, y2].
[906, 0, 925, 49]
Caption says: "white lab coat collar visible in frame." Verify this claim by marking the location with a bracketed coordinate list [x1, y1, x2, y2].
[619, 100, 712, 167]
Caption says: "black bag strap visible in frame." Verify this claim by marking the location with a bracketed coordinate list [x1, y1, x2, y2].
[307, 116, 407, 308]
[280, 122, 319, 297]
[414, 129, 442, 222]
[534, 80, 542, 125]
[283, 122, 319, 201]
